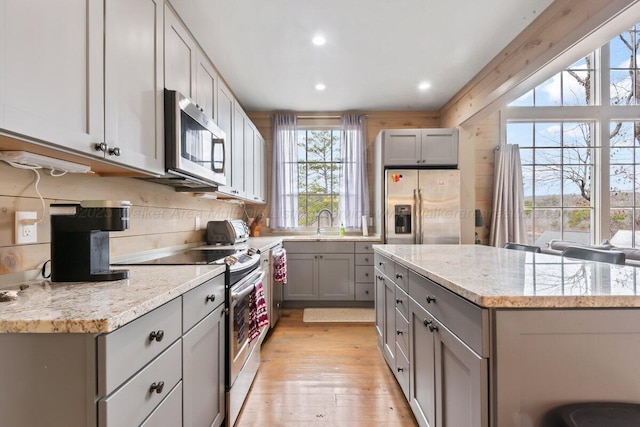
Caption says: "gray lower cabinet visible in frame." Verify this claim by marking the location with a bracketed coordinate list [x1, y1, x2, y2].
[183, 304, 226, 427]
[409, 299, 488, 427]
[284, 242, 355, 302]
[0, 273, 226, 427]
[375, 251, 488, 427]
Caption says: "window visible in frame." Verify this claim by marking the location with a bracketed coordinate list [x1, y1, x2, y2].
[296, 128, 342, 227]
[271, 113, 368, 230]
[503, 24, 640, 247]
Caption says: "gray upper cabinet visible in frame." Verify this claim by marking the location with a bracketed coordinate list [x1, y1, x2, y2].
[164, 3, 196, 99]
[164, 3, 217, 120]
[0, 0, 104, 158]
[104, 0, 165, 175]
[382, 128, 458, 167]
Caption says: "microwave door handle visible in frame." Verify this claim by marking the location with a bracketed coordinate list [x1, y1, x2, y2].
[213, 138, 225, 173]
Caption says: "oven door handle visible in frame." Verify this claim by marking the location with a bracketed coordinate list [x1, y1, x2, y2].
[231, 270, 266, 302]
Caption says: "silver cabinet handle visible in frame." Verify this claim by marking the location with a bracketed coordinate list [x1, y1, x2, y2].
[94, 142, 107, 152]
[108, 147, 121, 156]
[426, 295, 436, 304]
[149, 330, 164, 342]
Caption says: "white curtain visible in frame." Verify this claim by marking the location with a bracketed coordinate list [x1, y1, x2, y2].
[490, 144, 527, 247]
[338, 114, 369, 228]
[270, 114, 298, 229]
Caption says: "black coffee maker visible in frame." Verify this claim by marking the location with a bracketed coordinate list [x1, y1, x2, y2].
[50, 200, 131, 282]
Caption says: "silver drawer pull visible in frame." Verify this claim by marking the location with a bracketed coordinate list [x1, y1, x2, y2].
[396, 329, 403, 335]
[149, 330, 164, 342]
[396, 273, 403, 279]
[396, 298, 403, 305]
[397, 367, 404, 372]
[150, 381, 165, 394]
[428, 323, 438, 333]
[205, 294, 216, 303]
[426, 295, 436, 304]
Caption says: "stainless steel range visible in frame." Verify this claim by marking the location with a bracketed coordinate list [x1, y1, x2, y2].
[113, 220, 268, 427]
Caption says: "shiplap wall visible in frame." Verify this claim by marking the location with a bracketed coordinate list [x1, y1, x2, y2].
[0, 161, 242, 278]
[247, 111, 440, 230]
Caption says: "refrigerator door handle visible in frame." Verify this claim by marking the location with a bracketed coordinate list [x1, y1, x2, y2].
[413, 188, 420, 244]
[417, 188, 423, 244]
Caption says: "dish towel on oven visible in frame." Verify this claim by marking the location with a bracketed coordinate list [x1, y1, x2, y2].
[273, 249, 287, 285]
[249, 280, 268, 341]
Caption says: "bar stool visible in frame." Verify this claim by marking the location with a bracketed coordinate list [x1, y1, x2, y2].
[504, 242, 541, 253]
[561, 246, 625, 265]
[542, 402, 640, 426]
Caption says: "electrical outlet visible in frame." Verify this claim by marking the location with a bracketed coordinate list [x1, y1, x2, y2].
[15, 211, 38, 244]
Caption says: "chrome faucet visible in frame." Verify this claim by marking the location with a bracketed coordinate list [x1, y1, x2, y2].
[316, 208, 333, 234]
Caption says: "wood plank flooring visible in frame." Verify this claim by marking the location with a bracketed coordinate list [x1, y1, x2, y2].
[236, 309, 418, 426]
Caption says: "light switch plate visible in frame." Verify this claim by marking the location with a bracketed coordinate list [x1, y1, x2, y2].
[15, 211, 38, 244]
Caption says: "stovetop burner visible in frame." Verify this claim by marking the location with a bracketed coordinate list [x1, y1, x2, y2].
[120, 249, 237, 265]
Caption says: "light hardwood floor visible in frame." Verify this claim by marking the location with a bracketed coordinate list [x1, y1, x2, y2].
[236, 309, 418, 426]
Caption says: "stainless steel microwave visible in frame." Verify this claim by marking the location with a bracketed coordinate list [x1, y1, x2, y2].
[159, 89, 226, 189]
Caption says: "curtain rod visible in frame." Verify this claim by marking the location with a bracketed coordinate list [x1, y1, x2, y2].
[259, 114, 369, 118]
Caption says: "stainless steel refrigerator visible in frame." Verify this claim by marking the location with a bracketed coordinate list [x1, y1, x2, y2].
[385, 169, 460, 244]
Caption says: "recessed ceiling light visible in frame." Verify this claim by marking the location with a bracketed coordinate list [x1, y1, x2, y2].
[315, 83, 326, 91]
[418, 82, 431, 91]
[312, 35, 326, 46]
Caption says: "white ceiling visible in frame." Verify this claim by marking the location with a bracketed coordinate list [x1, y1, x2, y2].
[201, 0, 555, 112]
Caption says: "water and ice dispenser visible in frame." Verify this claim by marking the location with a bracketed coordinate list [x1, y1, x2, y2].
[394, 204, 412, 234]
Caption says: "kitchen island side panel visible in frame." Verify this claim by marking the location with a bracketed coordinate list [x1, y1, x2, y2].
[494, 309, 640, 426]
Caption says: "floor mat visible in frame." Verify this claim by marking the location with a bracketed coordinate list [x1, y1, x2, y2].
[302, 307, 375, 323]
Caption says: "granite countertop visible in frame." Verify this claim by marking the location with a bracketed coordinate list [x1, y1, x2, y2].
[374, 244, 640, 309]
[0, 234, 381, 334]
[0, 264, 225, 334]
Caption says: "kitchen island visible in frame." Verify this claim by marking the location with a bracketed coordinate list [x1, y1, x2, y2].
[374, 244, 640, 427]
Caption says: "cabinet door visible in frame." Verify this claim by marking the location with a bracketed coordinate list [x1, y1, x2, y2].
[421, 128, 458, 166]
[216, 81, 234, 193]
[164, 3, 196, 98]
[104, 0, 164, 175]
[283, 254, 318, 300]
[318, 253, 354, 300]
[409, 299, 436, 427]
[195, 49, 217, 121]
[0, 0, 103, 155]
[244, 120, 256, 199]
[383, 129, 422, 166]
[434, 318, 488, 427]
[374, 271, 385, 347]
[383, 274, 396, 368]
[183, 304, 226, 427]
[260, 134, 267, 202]
[231, 102, 246, 198]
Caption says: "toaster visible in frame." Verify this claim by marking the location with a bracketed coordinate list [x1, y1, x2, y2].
[206, 219, 249, 245]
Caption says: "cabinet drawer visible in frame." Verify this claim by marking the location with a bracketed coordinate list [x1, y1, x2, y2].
[355, 253, 374, 265]
[394, 263, 409, 292]
[409, 271, 488, 356]
[374, 253, 394, 279]
[183, 273, 225, 332]
[284, 241, 354, 253]
[99, 340, 182, 427]
[355, 282, 374, 301]
[395, 285, 409, 320]
[355, 265, 373, 283]
[98, 298, 182, 396]
[395, 309, 409, 357]
[355, 242, 376, 253]
[140, 381, 182, 427]
[395, 343, 410, 400]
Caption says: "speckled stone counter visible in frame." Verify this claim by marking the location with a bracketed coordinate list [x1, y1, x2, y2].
[374, 244, 640, 308]
[0, 264, 224, 333]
